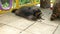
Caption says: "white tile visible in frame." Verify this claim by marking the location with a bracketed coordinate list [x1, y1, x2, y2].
[21, 22, 57, 34]
[6, 18, 34, 30]
[0, 23, 5, 27]
[0, 13, 22, 24]
[39, 20, 59, 27]
[54, 25, 60, 34]
[0, 25, 21, 34]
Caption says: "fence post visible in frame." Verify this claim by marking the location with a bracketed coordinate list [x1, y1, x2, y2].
[16, 0, 19, 8]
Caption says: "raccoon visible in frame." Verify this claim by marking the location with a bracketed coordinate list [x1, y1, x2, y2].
[51, 1, 60, 20]
[12, 6, 42, 21]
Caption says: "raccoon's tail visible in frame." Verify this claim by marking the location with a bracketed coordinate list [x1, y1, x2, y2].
[12, 9, 18, 13]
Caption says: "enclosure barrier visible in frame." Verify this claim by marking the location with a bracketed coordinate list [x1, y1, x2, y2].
[0, 0, 54, 14]
[0, 0, 37, 14]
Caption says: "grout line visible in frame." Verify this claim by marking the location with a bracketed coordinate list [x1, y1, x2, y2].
[20, 21, 37, 34]
[19, 20, 43, 34]
[37, 20, 58, 27]
[0, 23, 6, 27]
[52, 25, 59, 34]
[41, 22, 57, 27]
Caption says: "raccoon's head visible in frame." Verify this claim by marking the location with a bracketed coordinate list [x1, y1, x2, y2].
[33, 8, 42, 16]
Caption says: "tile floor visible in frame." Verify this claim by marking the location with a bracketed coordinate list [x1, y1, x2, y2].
[0, 6, 60, 34]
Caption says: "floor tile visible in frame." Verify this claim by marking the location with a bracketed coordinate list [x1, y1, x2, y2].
[39, 20, 59, 27]
[6, 18, 35, 30]
[0, 23, 5, 27]
[21, 22, 57, 34]
[0, 13, 22, 24]
[54, 25, 60, 34]
[0, 25, 21, 34]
